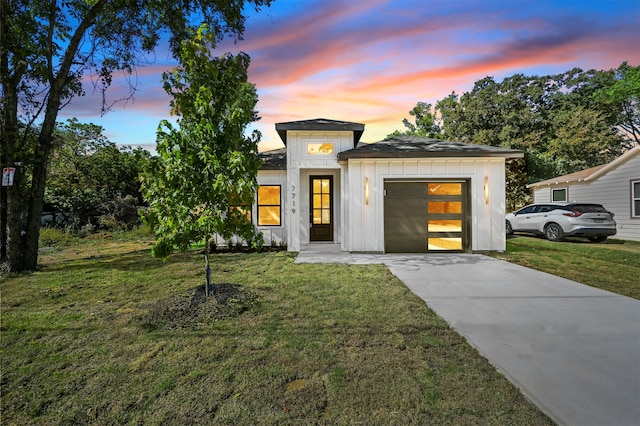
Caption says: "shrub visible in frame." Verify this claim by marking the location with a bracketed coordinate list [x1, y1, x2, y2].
[39, 227, 77, 248]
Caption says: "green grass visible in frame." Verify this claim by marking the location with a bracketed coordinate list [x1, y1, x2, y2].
[0, 239, 552, 425]
[490, 236, 640, 299]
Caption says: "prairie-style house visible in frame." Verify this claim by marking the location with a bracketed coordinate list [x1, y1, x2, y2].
[224, 118, 524, 253]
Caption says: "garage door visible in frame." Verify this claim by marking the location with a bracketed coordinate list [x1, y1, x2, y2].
[384, 180, 470, 253]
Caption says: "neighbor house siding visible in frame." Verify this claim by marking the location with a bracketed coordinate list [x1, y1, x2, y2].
[344, 157, 507, 252]
[531, 151, 640, 241]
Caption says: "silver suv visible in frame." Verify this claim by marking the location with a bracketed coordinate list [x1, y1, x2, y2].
[506, 203, 617, 242]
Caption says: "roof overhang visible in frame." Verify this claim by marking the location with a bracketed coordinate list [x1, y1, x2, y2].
[527, 146, 640, 188]
[338, 151, 524, 160]
[337, 137, 524, 161]
[275, 118, 365, 147]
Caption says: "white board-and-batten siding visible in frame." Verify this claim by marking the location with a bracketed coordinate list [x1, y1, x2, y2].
[344, 157, 507, 252]
[532, 152, 640, 241]
[211, 170, 287, 247]
[283, 131, 353, 251]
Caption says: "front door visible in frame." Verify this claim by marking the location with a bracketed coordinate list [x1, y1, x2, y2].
[310, 176, 333, 241]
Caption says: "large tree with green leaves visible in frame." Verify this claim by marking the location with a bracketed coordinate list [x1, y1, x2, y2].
[387, 101, 442, 138]
[0, 0, 270, 272]
[143, 26, 262, 296]
[430, 66, 632, 205]
[45, 118, 149, 227]
[391, 64, 636, 208]
[595, 62, 640, 147]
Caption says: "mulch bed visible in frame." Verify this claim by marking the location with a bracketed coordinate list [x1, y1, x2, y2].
[146, 283, 257, 330]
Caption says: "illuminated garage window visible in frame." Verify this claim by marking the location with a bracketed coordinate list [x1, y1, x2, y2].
[427, 182, 464, 251]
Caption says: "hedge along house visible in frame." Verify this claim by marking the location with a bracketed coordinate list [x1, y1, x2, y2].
[251, 118, 523, 253]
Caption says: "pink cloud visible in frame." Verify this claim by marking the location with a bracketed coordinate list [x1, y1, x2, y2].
[55, 0, 640, 153]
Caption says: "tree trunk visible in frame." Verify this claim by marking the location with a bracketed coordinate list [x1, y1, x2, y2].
[204, 236, 212, 297]
[4, 165, 27, 271]
[0, 24, 26, 270]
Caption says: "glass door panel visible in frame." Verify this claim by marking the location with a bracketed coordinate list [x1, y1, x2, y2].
[426, 181, 468, 252]
[428, 201, 462, 214]
[428, 183, 462, 195]
[428, 220, 462, 232]
[310, 176, 333, 241]
[428, 237, 463, 250]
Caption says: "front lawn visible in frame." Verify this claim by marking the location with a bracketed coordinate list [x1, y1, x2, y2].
[1, 239, 552, 425]
[490, 236, 640, 299]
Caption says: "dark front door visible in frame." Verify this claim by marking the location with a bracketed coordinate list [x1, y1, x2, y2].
[310, 176, 333, 241]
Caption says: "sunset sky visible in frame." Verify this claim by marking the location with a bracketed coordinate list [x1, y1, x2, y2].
[59, 0, 640, 152]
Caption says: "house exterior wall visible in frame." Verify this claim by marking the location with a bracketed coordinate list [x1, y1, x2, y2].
[212, 169, 287, 247]
[344, 157, 508, 252]
[284, 131, 354, 251]
[531, 153, 640, 241]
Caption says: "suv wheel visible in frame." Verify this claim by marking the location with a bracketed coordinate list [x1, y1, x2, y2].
[544, 223, 564, 242]
[506, 220, 513, 236]
[587, 236, 607, 243]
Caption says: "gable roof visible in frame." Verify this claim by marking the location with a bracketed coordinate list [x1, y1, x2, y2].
[337, 135, 524, 160]
[528, 146, 640, 188]
[275, 118, 365, 146]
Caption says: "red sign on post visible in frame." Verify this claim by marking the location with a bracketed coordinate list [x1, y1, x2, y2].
[2, 167, 15, 187]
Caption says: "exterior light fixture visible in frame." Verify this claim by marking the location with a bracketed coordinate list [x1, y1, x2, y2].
[365, 177, 369, 205]
[484, 176, 489, 205]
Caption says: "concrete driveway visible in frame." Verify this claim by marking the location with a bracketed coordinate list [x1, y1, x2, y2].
[296, 246, 640, 426]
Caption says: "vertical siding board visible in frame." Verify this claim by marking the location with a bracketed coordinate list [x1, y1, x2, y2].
[349, 157, 506, 252]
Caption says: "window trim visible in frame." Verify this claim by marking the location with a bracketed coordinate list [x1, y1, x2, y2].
[552, 187, 567, 202]
[632, 179, 640, 218]
[257, 185, 282, 226]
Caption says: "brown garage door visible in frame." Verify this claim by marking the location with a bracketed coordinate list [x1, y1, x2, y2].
[384, 180, 470, 253]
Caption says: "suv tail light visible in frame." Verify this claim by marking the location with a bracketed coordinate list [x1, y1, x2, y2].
[563, 211, 583, 217]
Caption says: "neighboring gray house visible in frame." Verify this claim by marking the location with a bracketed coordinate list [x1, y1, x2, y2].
[528, 146, 640, 241]
[239, 118, 523, 253]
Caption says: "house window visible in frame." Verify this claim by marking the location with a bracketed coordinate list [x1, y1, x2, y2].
[229, 193, 252, 224]
[552, 188, 567, 202]
[228, 205, 251, 224]
[307, 143, 334, 155]
[632, 180, 640, 218]
[257, 185, 281, 226]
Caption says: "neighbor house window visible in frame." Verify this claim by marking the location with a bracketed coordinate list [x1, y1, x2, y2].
[632, 180, 640, 218]
[552, 188, 567, 202]
[307, 143, 334, 155]
[257, 185, 281, 226]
